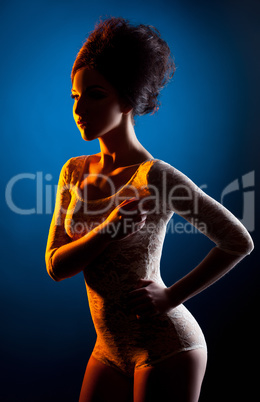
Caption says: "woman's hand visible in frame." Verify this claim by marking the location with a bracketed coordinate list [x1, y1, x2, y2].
[101, 198, 149, 241]
[127, 279, 174, 318]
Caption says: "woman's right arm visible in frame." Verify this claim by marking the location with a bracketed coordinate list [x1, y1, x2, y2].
[46, 221, 112, 282]
[45, 159, 146, 281]
[45, 159, 111, 282]
[46, 200, 145, 282]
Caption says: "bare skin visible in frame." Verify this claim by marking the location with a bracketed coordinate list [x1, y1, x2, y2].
[133, 349, 207, 402]
[79, 355, 134, 402]
[46, 66, 253, 401]
[79, 349, 207, 402]
[71, 67, 153, 172]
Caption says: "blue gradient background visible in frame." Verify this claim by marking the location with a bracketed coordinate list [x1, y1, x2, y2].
[1, 0, 259, 401]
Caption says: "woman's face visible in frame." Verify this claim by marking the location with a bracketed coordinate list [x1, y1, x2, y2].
[72, 67, 127, 141]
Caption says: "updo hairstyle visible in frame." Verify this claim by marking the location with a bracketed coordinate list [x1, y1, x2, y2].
[71, 17, 175, 120]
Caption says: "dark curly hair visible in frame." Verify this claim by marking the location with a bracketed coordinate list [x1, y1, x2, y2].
[71, 16, 175, 120]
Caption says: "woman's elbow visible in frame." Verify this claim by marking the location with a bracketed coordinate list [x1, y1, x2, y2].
[48, 267, 62, 282]
[217, 233, 254, 257]
[239, 229, 255, 256]
[45, 252, 62, 282]
[243, 235, 254, 256]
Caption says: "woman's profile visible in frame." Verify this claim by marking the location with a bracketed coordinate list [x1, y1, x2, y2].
[45, 16, 254, 402]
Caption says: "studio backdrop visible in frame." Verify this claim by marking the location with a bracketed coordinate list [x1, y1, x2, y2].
[1, 0, 259, 401]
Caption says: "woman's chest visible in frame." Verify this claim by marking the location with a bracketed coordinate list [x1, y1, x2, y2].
[64, 179, 151, 241]
[78, 165, 143, 201]
[64, 194, 114, 240]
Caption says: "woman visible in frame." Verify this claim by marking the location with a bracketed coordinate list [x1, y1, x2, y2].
[45, 17, 254, 402]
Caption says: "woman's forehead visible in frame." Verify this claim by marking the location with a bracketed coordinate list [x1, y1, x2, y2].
[72, 68, 113, 93]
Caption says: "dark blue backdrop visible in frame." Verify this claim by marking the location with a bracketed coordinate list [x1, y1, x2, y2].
[1, 0, 259, 401]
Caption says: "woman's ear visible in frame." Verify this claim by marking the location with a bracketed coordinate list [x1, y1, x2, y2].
[120, 98, 133, 115]
[122, 105, 133, 115]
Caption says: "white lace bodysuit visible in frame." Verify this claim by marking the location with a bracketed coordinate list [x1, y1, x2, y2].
[46, 156, 254, 377]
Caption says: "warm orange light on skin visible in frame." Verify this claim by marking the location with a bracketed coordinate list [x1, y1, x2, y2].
[72, 68, 131, 142]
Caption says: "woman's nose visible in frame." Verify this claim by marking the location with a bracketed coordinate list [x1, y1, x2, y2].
[75, 97, 86, 116]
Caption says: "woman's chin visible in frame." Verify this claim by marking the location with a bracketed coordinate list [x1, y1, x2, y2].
[79, 128, 96, 142]
[81, 133, 93, 142]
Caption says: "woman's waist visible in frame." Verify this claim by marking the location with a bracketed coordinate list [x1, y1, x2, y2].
[87, 289, 133, 319]
[88, 295, 177, 336]
[85, 275, 166, 313]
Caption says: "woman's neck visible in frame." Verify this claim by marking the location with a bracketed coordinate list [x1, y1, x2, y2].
[97, 118, 152, 171]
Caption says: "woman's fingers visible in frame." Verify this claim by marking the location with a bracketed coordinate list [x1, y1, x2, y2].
[133, 213, 147, 223]
[132, 279, 154, 289]
[127, 280, 161, 316]
[127, 282, 153, 306]
[119, 200, 148, 227]
[119, 198, 139, 209]
[106, 197, 151, 240]
[119, 198, 149, 213]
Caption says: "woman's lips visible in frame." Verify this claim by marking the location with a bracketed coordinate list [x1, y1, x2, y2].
[78, 120, 87, 127]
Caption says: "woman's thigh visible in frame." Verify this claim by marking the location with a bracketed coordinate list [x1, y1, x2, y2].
[79, 355, 134, 402]
[133, 348, 207, 402]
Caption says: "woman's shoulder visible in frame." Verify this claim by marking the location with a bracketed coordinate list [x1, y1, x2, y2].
[59, 155, 88, 184]
[149, 159, 198, 189]
[149, 158, 176, 178]
[63, 154, 87, 167]
[151, 158, 175, 169]
[63, 153, 102, 170]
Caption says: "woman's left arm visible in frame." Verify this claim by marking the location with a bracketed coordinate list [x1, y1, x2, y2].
[128, 162, 254, 315]
[167, 245, 249, 309]
[164, 163, 254, 307]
